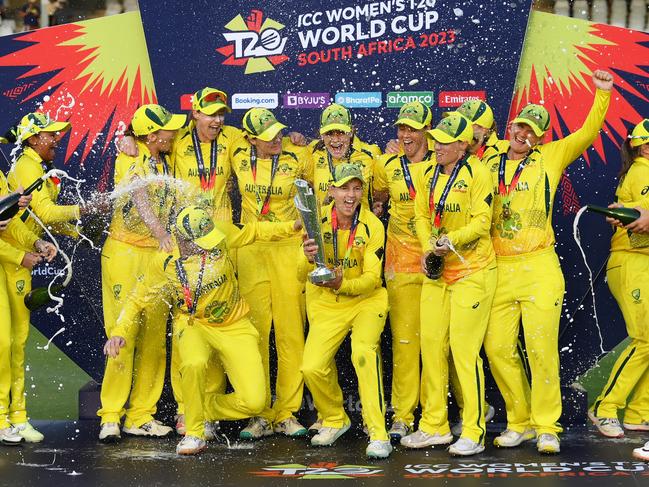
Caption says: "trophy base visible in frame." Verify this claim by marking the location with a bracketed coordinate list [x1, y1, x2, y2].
[309, 266, 337, 284]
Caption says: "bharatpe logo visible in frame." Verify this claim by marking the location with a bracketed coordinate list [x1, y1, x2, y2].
[232, 93, 279, 109]
[217, 10, 289, 74]
[283, 93, 330, 109]
[387, 91, 434, 108]
[250, 462, 384, 479]
[335, 92, 382, 108]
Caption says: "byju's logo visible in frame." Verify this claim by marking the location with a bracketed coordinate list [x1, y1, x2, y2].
[217, 10, 289, 74]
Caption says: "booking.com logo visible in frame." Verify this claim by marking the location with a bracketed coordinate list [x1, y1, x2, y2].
[217, 10, 289, 74]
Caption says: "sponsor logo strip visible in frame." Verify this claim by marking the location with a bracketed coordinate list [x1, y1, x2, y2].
[283, 92, 330, 109]
[386, 91, 434, 108]
[334, 92, 382, 108]
[232, 93, 279, 109]
[438, 90, 487, 107]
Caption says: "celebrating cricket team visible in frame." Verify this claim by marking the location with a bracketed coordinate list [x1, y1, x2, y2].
[2, 68, 649, 461]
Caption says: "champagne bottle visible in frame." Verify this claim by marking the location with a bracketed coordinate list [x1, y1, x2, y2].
[24, 284, 63, 311]
[586, 205, 641, 225]
[0, 175, 46, 221]
[425, 253, 444, 280]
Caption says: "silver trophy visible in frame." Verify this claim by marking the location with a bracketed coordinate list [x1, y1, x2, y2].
[294, 179, 336, 284]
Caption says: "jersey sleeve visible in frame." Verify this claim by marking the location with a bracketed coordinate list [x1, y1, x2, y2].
[373, 156, 389, 192]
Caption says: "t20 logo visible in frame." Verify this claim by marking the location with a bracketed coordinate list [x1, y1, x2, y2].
[217, 10, 289, 74]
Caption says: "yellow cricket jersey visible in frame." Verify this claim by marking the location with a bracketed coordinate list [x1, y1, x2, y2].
[0, 171, 39, 265]
[302, 204, 385, 297]
[373, 150, 434, 274]
[108, 142, 175, 248]
[111, 220, 298, 338]
[231, 138, 309, 224]
[172, 124, 243, 222]
[611, 157, 649, 253]
[307, 142, 375, 210]
[355, 136, 382, 158]
[414, 159, 495, 284]
[6, 147, 79, 251]
[482, 89, 610, 256]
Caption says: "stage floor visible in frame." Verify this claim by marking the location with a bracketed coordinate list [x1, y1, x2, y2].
[1, 421, 648, 486]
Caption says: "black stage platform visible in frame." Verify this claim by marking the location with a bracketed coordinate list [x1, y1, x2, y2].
[2, 421, 648, 486]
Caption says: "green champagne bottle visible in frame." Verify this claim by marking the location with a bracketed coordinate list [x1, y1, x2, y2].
[24, 284, 63, 311]
[586, 205, 641, 225]
[0, 175, 46, 221]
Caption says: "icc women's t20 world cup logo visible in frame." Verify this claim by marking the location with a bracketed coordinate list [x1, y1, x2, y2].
[217, 10, 289, 74]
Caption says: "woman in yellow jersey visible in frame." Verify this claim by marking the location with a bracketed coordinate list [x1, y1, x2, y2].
[400, 112, 496, 456]
[453, 100, 498, 159]
[589, 119, 649, 438]
[308, 103, 375, 210]
[104, 206, 302, 455]
[98, 104, 185, 442]
[301, 163, 390, 458]
[372, 101, 433, 441]
[4, 112, 96, 442]
[0, 176, 56, 445]
[481, 70, 613, 453]
[231, 108, 310, 439]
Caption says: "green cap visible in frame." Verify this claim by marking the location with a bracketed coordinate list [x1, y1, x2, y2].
[16, 112, 70, 141]
[393, 101, 432, 130]
[131, 104, 186, 136]
[450, 100, 494, 129]
[242, 108, 286, 142]
[428, 112, 473, 144]
[512, 104, 550, 137]
[320, 103, 352, 135]
[175, 206, 225, 250]
[192, 87, 231, 115]
[331, 162, 365, 187]
[629, 119, 649, 147]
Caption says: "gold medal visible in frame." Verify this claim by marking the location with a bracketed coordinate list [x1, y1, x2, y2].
[502, 204, 512, 221]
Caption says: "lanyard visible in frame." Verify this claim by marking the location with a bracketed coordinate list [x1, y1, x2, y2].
[148, 153, 170, 176]
[400, 150, 432, 200]
[191, 128, 218, 191]
[175, 252, 207, 317]
[428, 160, 464, 230]
[250, 146, 280, 216]
[497, 152, 530, 208]
[331, 205, 360, 267]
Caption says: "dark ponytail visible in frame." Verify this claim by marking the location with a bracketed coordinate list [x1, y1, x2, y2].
[618, 138, 639, 181]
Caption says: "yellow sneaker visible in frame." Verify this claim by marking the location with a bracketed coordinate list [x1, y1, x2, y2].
[14, 422, 44, 443]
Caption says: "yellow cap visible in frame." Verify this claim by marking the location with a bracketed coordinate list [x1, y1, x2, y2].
[175, 206, 225, 250]
[512, 104, 550, 137]
[192, 87, 231, 115]
[320, 103, 353, 135]
[131, 104, 186, 136]
[242, 108, 286, 142]
[16, 112, 70, 141]
[428, 112, 473, 144]
[445, 100, 494, 129]
[629, 119, 649, 147]
[331, 162, 365, 187]
[393, 101, 432, 130]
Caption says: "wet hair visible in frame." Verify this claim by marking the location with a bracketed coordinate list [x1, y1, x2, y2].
[619, 138, 639, 181]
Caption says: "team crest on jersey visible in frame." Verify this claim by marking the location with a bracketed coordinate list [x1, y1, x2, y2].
[113, 284, 122, 299]
[278, 162, 292, 175]
[239, 159, 250, 171]
[453, 180, 468, 192]
[217, 143, 225, 154]
[16, 280, 25, 295]
[392, 168, 403, 181]
[316, 157, 326, 168]
[205, 300, 231, 323]
[323, 231, 333, 243]
[632, 288, 641, 302]
[490, 163, 499, 172]
[354, 236, 366, 247]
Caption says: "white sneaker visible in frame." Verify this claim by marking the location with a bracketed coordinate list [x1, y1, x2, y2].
[588, 410, 624, 438]
[308, 418, 322, 436]
[448, 437, 485, 456]
[175, 414, 186, 436]
[633, 441, 649, 461]
[239, 417, 273, 440]
[176, 435, 207, 455]
[123, 419, 172, 437]
[0, 426, 23, 445]
[494, 428, 536, 447]
[204, 421, 220, 441]
[274, 417, 307, 437]
[311, 423, 350, 446]
[537, 433, 560, 454]
[451, 404, 495, 436]
[624, 421, 649, 431]
[98, 422, 121, 442]
[388, 421, 411, 441]
[366, 440, 393, 458]
[400, 429, 453, 449]
[14, 422, 44, 443]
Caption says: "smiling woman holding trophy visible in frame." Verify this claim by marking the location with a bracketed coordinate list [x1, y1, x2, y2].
[299, 163, 391, 459]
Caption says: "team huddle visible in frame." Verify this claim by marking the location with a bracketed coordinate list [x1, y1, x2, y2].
[1, 68, 649, 460]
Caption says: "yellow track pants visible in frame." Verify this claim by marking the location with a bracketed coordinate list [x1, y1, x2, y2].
[386, 272, 422, 426]
[593, 252, 649, 423]
[302, 287, 389, 441]
[97, 238, 170, 426]
[419, 264, 496, 444]
[176, 315, 265, 438]
[237, 239, 305, 424]
[483, 248, 564, 436]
